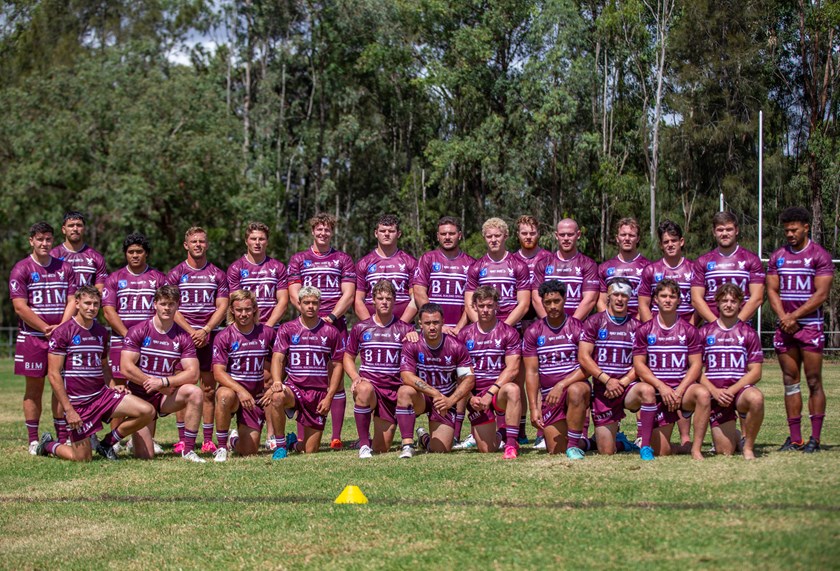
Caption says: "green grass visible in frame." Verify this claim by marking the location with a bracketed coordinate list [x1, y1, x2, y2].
[0, 359, 838, 570]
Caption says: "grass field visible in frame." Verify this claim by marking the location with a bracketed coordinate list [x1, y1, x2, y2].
[0, 359, 838, 570]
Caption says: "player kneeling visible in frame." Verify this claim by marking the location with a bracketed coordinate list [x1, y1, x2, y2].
[457, 286, 522, 458]
[699, 284, 764, 459]
[578, 279, 655, 459]
[268, 286, 344, 454]
[121, 285, 205, 462]
[212, 289, 281, 461]
[633, 279, 711, 460]
[38, 287, 155, 461]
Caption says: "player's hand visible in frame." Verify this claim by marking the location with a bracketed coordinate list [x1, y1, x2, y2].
[404, 330, 419, 343]
[660, 386, 679, 411]
[316, 397, 331, 416]
[545, 383, 565, 406]
[469, 395, 485, 411]
[441, 326, 456, 336]
[432, 392, 449, 415]
[65, 408, 82, 430]
[779, 315, 800, 334]
[191, 328, 209, 347]
[111, 383, 128, 394]
[43, 324, 59, 339]
[530, 410, 545, 430]
[143, 376, 164, 394]
[604, 378, 623, 400]
[237, 389, 256, 410]
[715, 387, 734, 407]
[350, 377, 367, 396]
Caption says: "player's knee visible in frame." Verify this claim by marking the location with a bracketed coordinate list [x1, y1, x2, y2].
[748, 391, 765, 411]
[639, 384, 656, 401]
[354, 381, 374, 401]
[396, 386, 415, 405]
[804, 374, 823, 392]
[186, 384, 203, 406]
[568, 383, 588, 406]
[139, 403, 156, 423]
[695, 388, 711, 407]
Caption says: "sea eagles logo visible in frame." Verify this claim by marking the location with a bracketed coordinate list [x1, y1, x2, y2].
[142, 336, 152, 347]
[118, 280, 128, 289]
[399, 264, 406, 272]
[240, 269, 250, 278]
[31, 272, 41, 283]
[269, 268, 276, 276]
[776, 258, 785, 268]
[737, 335, 745, 344]
[507, 268, 514, 276]
[738, 261, 746, 269]
[150, 280, 157, 288]
[432, 262, 441, 272]
[291, 334, 301, 345]
[575, 267, 582, 275]
[49, 339, 56, 350]
[636, 268, 643, 276]
[537, 335, 546, 347]
[320, 336, 328, 346]
[213, 347, 219, 358]
[706, 261, 716, 270]
[466, 339, 475, 350]
[258, 339, 265, 348]
[363, 331, 373, 342]
[462, 265, 470, 272]
[173, 341, 180, 352]
[9, 280, 18, 292]
[654, 272, 663, 282]
[647, 334, 657, 345]
[57, 270, 65, 280]
[368, 263, 377, 274]
[231, 341, 240, 351]
[72, 335, 82, 345]
[706, 336, 716, 346]
[97, 336, 103, 345]
[494, 338, 502, 348]
[394, 333, 401, 342]
[479, 268, 488, 278]
[444, 355, 452, 364]
[804, 257, 813, 268]
[86, 257, 93, 265]
[180, 274, 189, 283]
[678, 334, 686, 344]
[598, 329, 608, 340]
[332, 259, 341, 267]
[418, 352, 425, 363]
[606, 267, 615, 277]
[545, 265, 554, 275]
[565, 333, 573, 341]
[629, 332, 636, 343]
[683, 272, 691, 281]
[303, 260, 312, 268]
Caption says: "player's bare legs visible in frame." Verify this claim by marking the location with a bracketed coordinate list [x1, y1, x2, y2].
[677, 415, 692, 447]
[543, 421, 568, 454]
[23, 377, 45, 444]
[779, 348, 805, 445]
[737, 388, 764, 459]
[802, 349, 826, 444]
[565, 381, 591, 454]
[132, 384, 202, 459]
[677, 384, 711, 460]
[200, 370, 216, 450]
[214, 386, 241, 454]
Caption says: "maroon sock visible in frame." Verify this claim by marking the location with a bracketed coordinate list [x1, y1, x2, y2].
[330, 391, 346, 440]
[183, 429, 198, 454]
[53, 418, 68, 443]
[536, 428, 544, 439]
[101, 429, 123, 447]
[396, 406, 415, 442]
[505, 424, 518, 449]
[454, 414, 465, 441]
[25, 420, 39, 442]
[639, 404, 657, 448]
[518, 415, 528, 439]
[202, 423, 214, 444]
[176, 421, 186, 442]
[566, 430, 582, 450]
[354, 406, 372, 448]
[809, 414, 825, 442]
[788, 416, 803, 443]
[580, 437, 596, 452]
[46, 441, 62, 456]
[216, 430, 229, 449]
[229, 431, 239, 449]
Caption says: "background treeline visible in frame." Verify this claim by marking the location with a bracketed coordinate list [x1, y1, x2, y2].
[1, 0, 839, 341]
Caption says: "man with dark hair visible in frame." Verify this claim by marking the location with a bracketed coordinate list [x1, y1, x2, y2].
[355, 214, 417, 323]
[597, 217, 650, 318]
[767, 206, 834, 452]
[638, 220, 696, 323]
[691, 212, 765, 324]
[50, 211, 108, 290]
[10, 221, 77, 453]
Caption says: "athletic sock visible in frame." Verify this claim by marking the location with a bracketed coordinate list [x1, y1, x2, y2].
[276, 435, 287, 450]
[202, 423, 214, 444]
[505, 424, 518, 449]
[639, 403, 657, 448]
[25, 420, 39, 442]
[788, 416, 803, 443]
[453, 413, 465, 442]
[176, 421, 186, 442]
[330, 391, 346, 440]
[536, 428, 544, 439]
[396, 406, 416, 442]
[566, 430, 583, 450]
[580, 437, 596, 452]
[101, 429, 124, 447]
[229, 431, 239, 450]
[354, 406, 373, 448]
[183, 429, 198, 454]
[216, 430, 229, 449]
[46, 441, 62, 456]
[496, 414, 505, 432]
[53, 418, 68, 443]
[809, 414, 825, 442]
[518, 414, 528, 440]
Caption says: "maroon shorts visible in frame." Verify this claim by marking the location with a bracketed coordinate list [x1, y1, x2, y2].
[14, 333, 48, 377]
[284, 383, 327, 430]
[371, 384, 398, 424]
[710, 385, 754, 427]
[774, 325, 824, 354]
[69, 388, 126, 442]
[126, 381, 167, 416]
[109, 336, 125, 379]
[196, 342, 213, 372]
[235, 381, 266, 431]
[541, 388, 569, 427]
[467, 389, 505, 426]
[592, 381, 639, 427]
[421, 394, 457, 428]
[654, 393, 693, 428]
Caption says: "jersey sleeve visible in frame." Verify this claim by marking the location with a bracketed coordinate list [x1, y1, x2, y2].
[101, 274, 117, 308]
[582, 258, 599, 292]
[329, 326, 345, 361]
[504, 326, 522, 355]
[531, 258, 548, 291]
[597, 262, 609, 294]
[122, 324, 143, 353]
[47, 324, 69, 355]
[690, 257, 706, 288]
[227, 262, 241, 292]
[164, 266, 180, 287]
[345, 324, 362, 357]
[275, 263, 289, 291]
[340, 253, 356, 284]
[465, 261, 480, 291]
[286, 253, 302, 285]
[65, 264, 78, 296]
[355, 258, 368, 293]
[180, 332, 198, 360]
[745, 328, 763, 364]
[515, 260, 531, 290]
[522, 324, 538, 358]
[211, 329, 231, 368]
[94, 254, 108, 286]
[686, 324, 702, 355]
[632, 322, 650, 358]
[8, 261, 29, 301]
[815, 247, 835, 277]
[580, 315, 599, 344]
[413, 254, 431, 288]
[637, 265, 654, 297]
[766, 250, 780, 276]
[272, 325, 290, 354]
[215, 267, 230, 298]
[399, 342, 418, 373]
[454, 340, 474, 369]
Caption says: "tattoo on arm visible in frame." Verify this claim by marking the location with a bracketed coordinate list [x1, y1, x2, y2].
[415, 379, 429, 392]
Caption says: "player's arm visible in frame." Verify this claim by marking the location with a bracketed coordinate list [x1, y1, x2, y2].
[413, 284, 430, 308]
[596, 292, 608, 312]
[102, 306, 129, 338]
[343, 351, 365, 389]
[636, 296, 653, 323]
[445, 370, 475, 408]
[545, 367, 586, 405]
[634, 353, 676, 407]
[11, 298, 51, 335]
[674, 352, 703, 401]
[354, 289, 371, 321]
[48, 352, 82, 428]
[504, 289, 531, 327]
[266, 287, 289, 328]
[212, 363, 249, 395]
[120, 350, 151, 386]
[101, 337, 114, 387]
[61, 297, 76, 324]
[288, 282, 302, 313]
[573, 291, 598, 321]
[331, 281, 357, 321]
[523, 355, 543, 428]
[690, 285, 717, 324]
[531, 287, 546, 318]
[788, 275, 833, 321]
[739, 282, 765, 322]
[316, 358, 344, 416]
[497, 354, 521, 387]
[464, 290, 478, 322]
[400, 294, 418, 323]
[400, 369, 439, 397]
[173, 311, 203, 346]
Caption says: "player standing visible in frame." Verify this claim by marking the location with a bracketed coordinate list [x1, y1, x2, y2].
[37, 287, 155, 461]
[767, 206, 834, 452]
[9, 221, 76, 453]
[212, 289, 280, 461]
[578, 278, 655, 458]
[396, 303, 475, 457]
[457, 287, 522, 458]
[637, 220, 696, 323]
[596, 218, 650, 317]
[226, 222, 289, 327]
[50, 211, 108, 290]
[120, 285, 205, 462]
[287, 213, 356, 450]
[523, 281, 590, 459]
[344, 281, 415, 458]
[633, 279, 710, 459]
[166, 227, 230, 454]
[699, 284, 765, 459]
[268, 286, 344, 454]
[355, 214, 417, 322]
[691, 212, 765, 324]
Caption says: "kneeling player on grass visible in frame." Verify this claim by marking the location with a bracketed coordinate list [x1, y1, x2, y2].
[345, 280, 415, 458]
[121, 285, 205, 462]
[578, 278, 656, 459]
[457, 286, 522, 458]
[212, 289, 280, 461]
[268, 286, 344, 454]
[396, 303, 475, 457]
[39, 287, 155, 461]
[633, 279, 710, 460]
[523, 280, 590, 459]
[699, 284, 764, 459]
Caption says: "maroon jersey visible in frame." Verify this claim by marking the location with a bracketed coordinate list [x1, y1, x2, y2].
[533, 252, 600, 317]
[637, 258, 695, 320]
[413, 249, 475, 328]
[598, 254, 651, 317]
[400, 335, 473, 396]
[226, 256, 288, 323]
[102, 266, 167, 330]
[50, 244, 108, 288]
[273, 319, 343, 390]
[457, 321, 521, 392]
[692, 246, 765, 317]
[9, 256, 77, 334]
[346, 317, 416, 391]
[514, 248, 553, 321]
[580, 310, 640, 379]
[165, 261, 230, 329]
[767, 240, 834, 327]
[522, 317, 585, 392]
[212, 323, 276, 389]
[633, 317, 701, 388]
[48, 318, 109, 405]
[356, 249, 417, 319]
[466, 253, 531, 322]
[123, 319, 197, 378]
[288, 247, 356, 317]
[700, 320, 763, 389]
